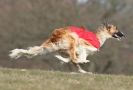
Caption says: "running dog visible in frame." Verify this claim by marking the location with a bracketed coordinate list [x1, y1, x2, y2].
[9, 23, 125, 73]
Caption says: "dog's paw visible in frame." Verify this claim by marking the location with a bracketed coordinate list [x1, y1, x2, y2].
[78, 69, 87, 73]
[77, 60, 90, 63]
[78, 69, 93, 74]
[83, 60, 90, 63]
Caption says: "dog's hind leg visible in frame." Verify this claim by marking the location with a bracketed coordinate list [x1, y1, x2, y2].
[68, 39, 78, 64]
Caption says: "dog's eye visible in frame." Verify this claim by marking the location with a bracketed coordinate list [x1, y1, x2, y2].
[107, 26, 111, 30]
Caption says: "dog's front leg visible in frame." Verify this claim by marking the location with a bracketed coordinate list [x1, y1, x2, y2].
[74, 63, 93, 74]
[76, 46, 90, 63]
[75, 63, 87, 73]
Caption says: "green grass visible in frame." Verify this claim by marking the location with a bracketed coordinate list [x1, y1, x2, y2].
[0, 68, 133, 90]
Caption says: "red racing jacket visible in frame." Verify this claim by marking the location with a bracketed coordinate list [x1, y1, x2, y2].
[69, 26, 100, 49]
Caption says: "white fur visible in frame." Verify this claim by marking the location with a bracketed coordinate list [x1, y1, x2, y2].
[70, 33, 79, 40]
[58, 40, 70, 49]
[54, 45, 97, 64]
[76, 45, 90, 63]
[9, 46, 44, 59]
[55, 54, 70, 63]
[97, 31, 111, 46]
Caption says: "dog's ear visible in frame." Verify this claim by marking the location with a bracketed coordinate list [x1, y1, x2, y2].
[103, 22, 111, 31]
[106, 25, 112, 30]
[102, 19, 109, 27]
[102, 19, 112, 30]
[103, 21, 108, 27]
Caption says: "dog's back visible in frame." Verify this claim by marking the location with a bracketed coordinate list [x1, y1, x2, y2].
[9, 27, 78, 62]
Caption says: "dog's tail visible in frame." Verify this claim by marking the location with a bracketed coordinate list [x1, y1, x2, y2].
[9, 46, 45, 59]
[9, 42, 58, 59]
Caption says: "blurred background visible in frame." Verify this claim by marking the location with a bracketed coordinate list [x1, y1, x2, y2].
[0, 0, 133, 75]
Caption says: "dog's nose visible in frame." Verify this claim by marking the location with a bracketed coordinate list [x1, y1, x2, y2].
[117, 31, 125, 37]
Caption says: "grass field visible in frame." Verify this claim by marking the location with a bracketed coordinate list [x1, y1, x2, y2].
[0, 68, 133, 90]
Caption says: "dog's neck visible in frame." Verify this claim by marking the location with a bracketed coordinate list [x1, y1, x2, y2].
[96, 26, 111, 47]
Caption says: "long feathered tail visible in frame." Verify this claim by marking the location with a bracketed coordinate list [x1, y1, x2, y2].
[9, 46, 46, 59]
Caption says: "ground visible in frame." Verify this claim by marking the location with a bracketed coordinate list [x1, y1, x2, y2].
[0, 68, 133, 90]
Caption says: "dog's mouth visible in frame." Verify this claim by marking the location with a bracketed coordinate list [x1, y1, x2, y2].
[112, 31, 125, 40]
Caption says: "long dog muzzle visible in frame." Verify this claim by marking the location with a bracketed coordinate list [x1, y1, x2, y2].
[112, 31, 125, 40]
